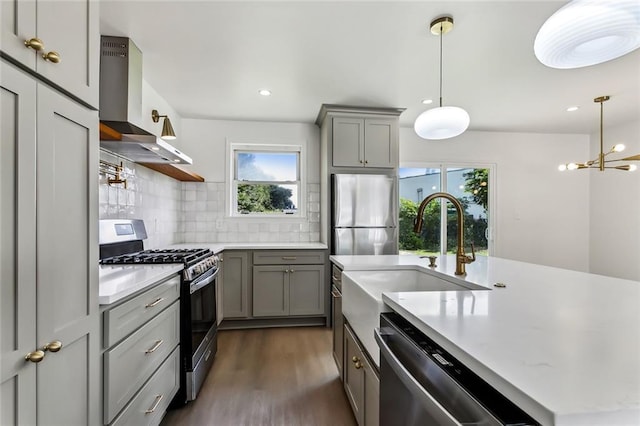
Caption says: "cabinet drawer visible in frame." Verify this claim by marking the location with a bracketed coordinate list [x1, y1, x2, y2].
[253, 250, 325, 265]
[103, 275, 180, 348]
[104, 302, 180, 424]
[110, 347, 180, 426]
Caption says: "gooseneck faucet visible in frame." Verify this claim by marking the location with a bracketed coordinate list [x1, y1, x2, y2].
[414, 192, 475, 275]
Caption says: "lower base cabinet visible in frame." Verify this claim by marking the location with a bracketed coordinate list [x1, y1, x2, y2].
[344, 323, 379, 426]
[102, 275, 181, 425]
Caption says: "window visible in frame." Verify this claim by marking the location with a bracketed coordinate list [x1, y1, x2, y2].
[399, 165, 494, 256]
[230, 144, 304, 217]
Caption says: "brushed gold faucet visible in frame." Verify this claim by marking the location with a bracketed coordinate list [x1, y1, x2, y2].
[414, 192, 475, 275]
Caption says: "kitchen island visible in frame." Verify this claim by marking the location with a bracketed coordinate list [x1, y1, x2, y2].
[332, 254, 640, 426]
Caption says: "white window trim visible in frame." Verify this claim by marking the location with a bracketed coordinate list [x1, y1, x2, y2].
[401, 161, 497, 256]
[226, 139, 307, 219]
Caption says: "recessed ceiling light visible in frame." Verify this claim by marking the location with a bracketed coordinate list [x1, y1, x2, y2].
[258, 89, 271, 96]
[567, 106, 579, 112]
[421, 99, 433, 105]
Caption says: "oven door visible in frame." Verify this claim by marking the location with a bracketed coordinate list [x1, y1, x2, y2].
[186, 268, 218, 400]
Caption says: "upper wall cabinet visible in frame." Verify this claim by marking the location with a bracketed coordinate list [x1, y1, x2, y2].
[317, 104, 405, 171]
[1, 0, 99, 108]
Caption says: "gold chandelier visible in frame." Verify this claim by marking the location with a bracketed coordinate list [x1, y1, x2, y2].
[559, 96, 639, 172]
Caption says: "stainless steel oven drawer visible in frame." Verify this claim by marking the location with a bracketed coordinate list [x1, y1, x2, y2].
[104, 301, 180, 424]
[253, 250, 325, 265]
[110, 346, 180, 426]
[104, 275, 180, 348]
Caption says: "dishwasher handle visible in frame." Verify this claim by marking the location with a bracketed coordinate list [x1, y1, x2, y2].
[374, 328, 461, 426]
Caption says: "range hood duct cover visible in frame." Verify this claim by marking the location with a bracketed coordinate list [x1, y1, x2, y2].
[99, 36, 191, 165]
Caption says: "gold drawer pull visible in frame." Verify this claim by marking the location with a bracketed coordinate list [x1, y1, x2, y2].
[43, 340, 62, 353]
[145, 394, 164, 414]
[281, 256, 297, 260]
[42, 51, 61, 63]
[24, 37, 44, 51]
[25, 350, 45, 363]
[145, 340, 164, 354]
[331, 290, 342, 298]
[145, 297, 165, 308]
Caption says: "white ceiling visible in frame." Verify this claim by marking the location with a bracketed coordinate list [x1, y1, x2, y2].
[100, 1, 640, 135]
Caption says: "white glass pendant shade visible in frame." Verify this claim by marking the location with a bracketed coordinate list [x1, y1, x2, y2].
[534, 0, 640, 69]
[414, 106, 470, 140]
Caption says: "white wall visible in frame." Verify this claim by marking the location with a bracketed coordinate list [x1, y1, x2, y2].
[178, 119, 321, 243]
[589, 120, 640, 281]
[400, 128, 591, 272]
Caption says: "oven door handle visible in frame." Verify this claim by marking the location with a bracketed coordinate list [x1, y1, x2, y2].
[189, 268, 219, 294]
[374, 328, 462, 426]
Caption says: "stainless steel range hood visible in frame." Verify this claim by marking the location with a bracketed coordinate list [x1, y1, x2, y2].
[99, 36, 192, 165]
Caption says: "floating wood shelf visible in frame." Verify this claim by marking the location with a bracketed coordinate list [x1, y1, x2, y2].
[138, 163, 204, 182]
[99, 123, 204, 182]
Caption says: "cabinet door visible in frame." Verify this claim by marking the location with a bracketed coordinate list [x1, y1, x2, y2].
[333, 117, 364, 167]
[0, 60, 37, 426]
[216, 254, 225, 325]
[344, 325, 364, 425]
[252, 266, 289, 317]
[36, 0, 99, 108]
[363, 357, 380, 426]
[289, 265, 325, 316]
[332, 287, 344, 379]
[222, 251, 250, 318]
[36, 83, 100, 425]
[1, 0, 37, 69]
[364, 119, 395, 168]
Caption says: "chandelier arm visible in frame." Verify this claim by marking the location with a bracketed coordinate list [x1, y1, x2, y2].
[439, 22, 443, 108]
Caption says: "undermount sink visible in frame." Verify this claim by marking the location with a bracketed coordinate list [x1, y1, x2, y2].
[342, 268, 488, 367]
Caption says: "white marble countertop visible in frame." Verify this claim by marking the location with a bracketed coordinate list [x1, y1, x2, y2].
[334, 254, 640, 426]
[171, 242, 328, 254]
[99, 264, 183, 305]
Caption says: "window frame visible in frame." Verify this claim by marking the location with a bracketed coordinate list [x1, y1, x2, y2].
[228, 141, 306, 218]
[400, 162, 496, 256]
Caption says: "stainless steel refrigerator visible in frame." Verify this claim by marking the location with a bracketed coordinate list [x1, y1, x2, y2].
[332, 174, 398, 255]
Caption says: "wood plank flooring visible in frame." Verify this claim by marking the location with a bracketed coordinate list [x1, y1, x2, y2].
[161, 327, 357, 426]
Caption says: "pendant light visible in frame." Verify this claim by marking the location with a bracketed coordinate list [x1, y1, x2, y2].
[534, 0, 640, 69]
[559, 96, 639, 171]
[414, 16, 470, 140]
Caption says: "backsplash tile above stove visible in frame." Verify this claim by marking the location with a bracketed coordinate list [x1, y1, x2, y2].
[99, 151, 322, 246]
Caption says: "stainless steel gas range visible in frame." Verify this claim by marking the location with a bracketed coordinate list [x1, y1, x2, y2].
[99, 219, 218, 404]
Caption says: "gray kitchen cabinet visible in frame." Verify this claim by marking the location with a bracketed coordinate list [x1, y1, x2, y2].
[252, 265, 325, 317]
[332, 264, 344, 380]
[1, 59, 100, 425]
[252, 266, 288, 317]
[102, 274, 180, 425]
[332, 116, 397, 168]
[252, 250, 325, 318]
[344, 323, 379, 426]
[222, 251, 251, 319]
[1, 0, 99, 108]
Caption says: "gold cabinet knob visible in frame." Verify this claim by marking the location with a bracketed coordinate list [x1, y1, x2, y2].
[42, 51, 61, 63]
[43, 340, 62, 353]
[354, 361, 363, 369]
[25, 350, 45, 363]
[24, 37, 44, 51]
[351, 356, 359, 363]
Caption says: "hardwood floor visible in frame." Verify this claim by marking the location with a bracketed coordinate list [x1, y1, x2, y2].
[161, 327, 357, 426]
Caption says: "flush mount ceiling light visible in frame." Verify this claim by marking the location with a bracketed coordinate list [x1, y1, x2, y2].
[559, 96, 639, 172]
[414, 16, 470, 140]
[151, 109, 176, 140]
[534, 0, 640, 69]
[258, 89, 272, 96]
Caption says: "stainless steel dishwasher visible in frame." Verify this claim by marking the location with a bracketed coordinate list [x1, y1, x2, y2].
[375, 312, 539, 426]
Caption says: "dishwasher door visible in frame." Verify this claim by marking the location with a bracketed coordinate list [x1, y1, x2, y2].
[375, 313, 539, 426]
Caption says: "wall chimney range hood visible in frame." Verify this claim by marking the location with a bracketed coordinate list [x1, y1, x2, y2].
[99, 36, 192, 165]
